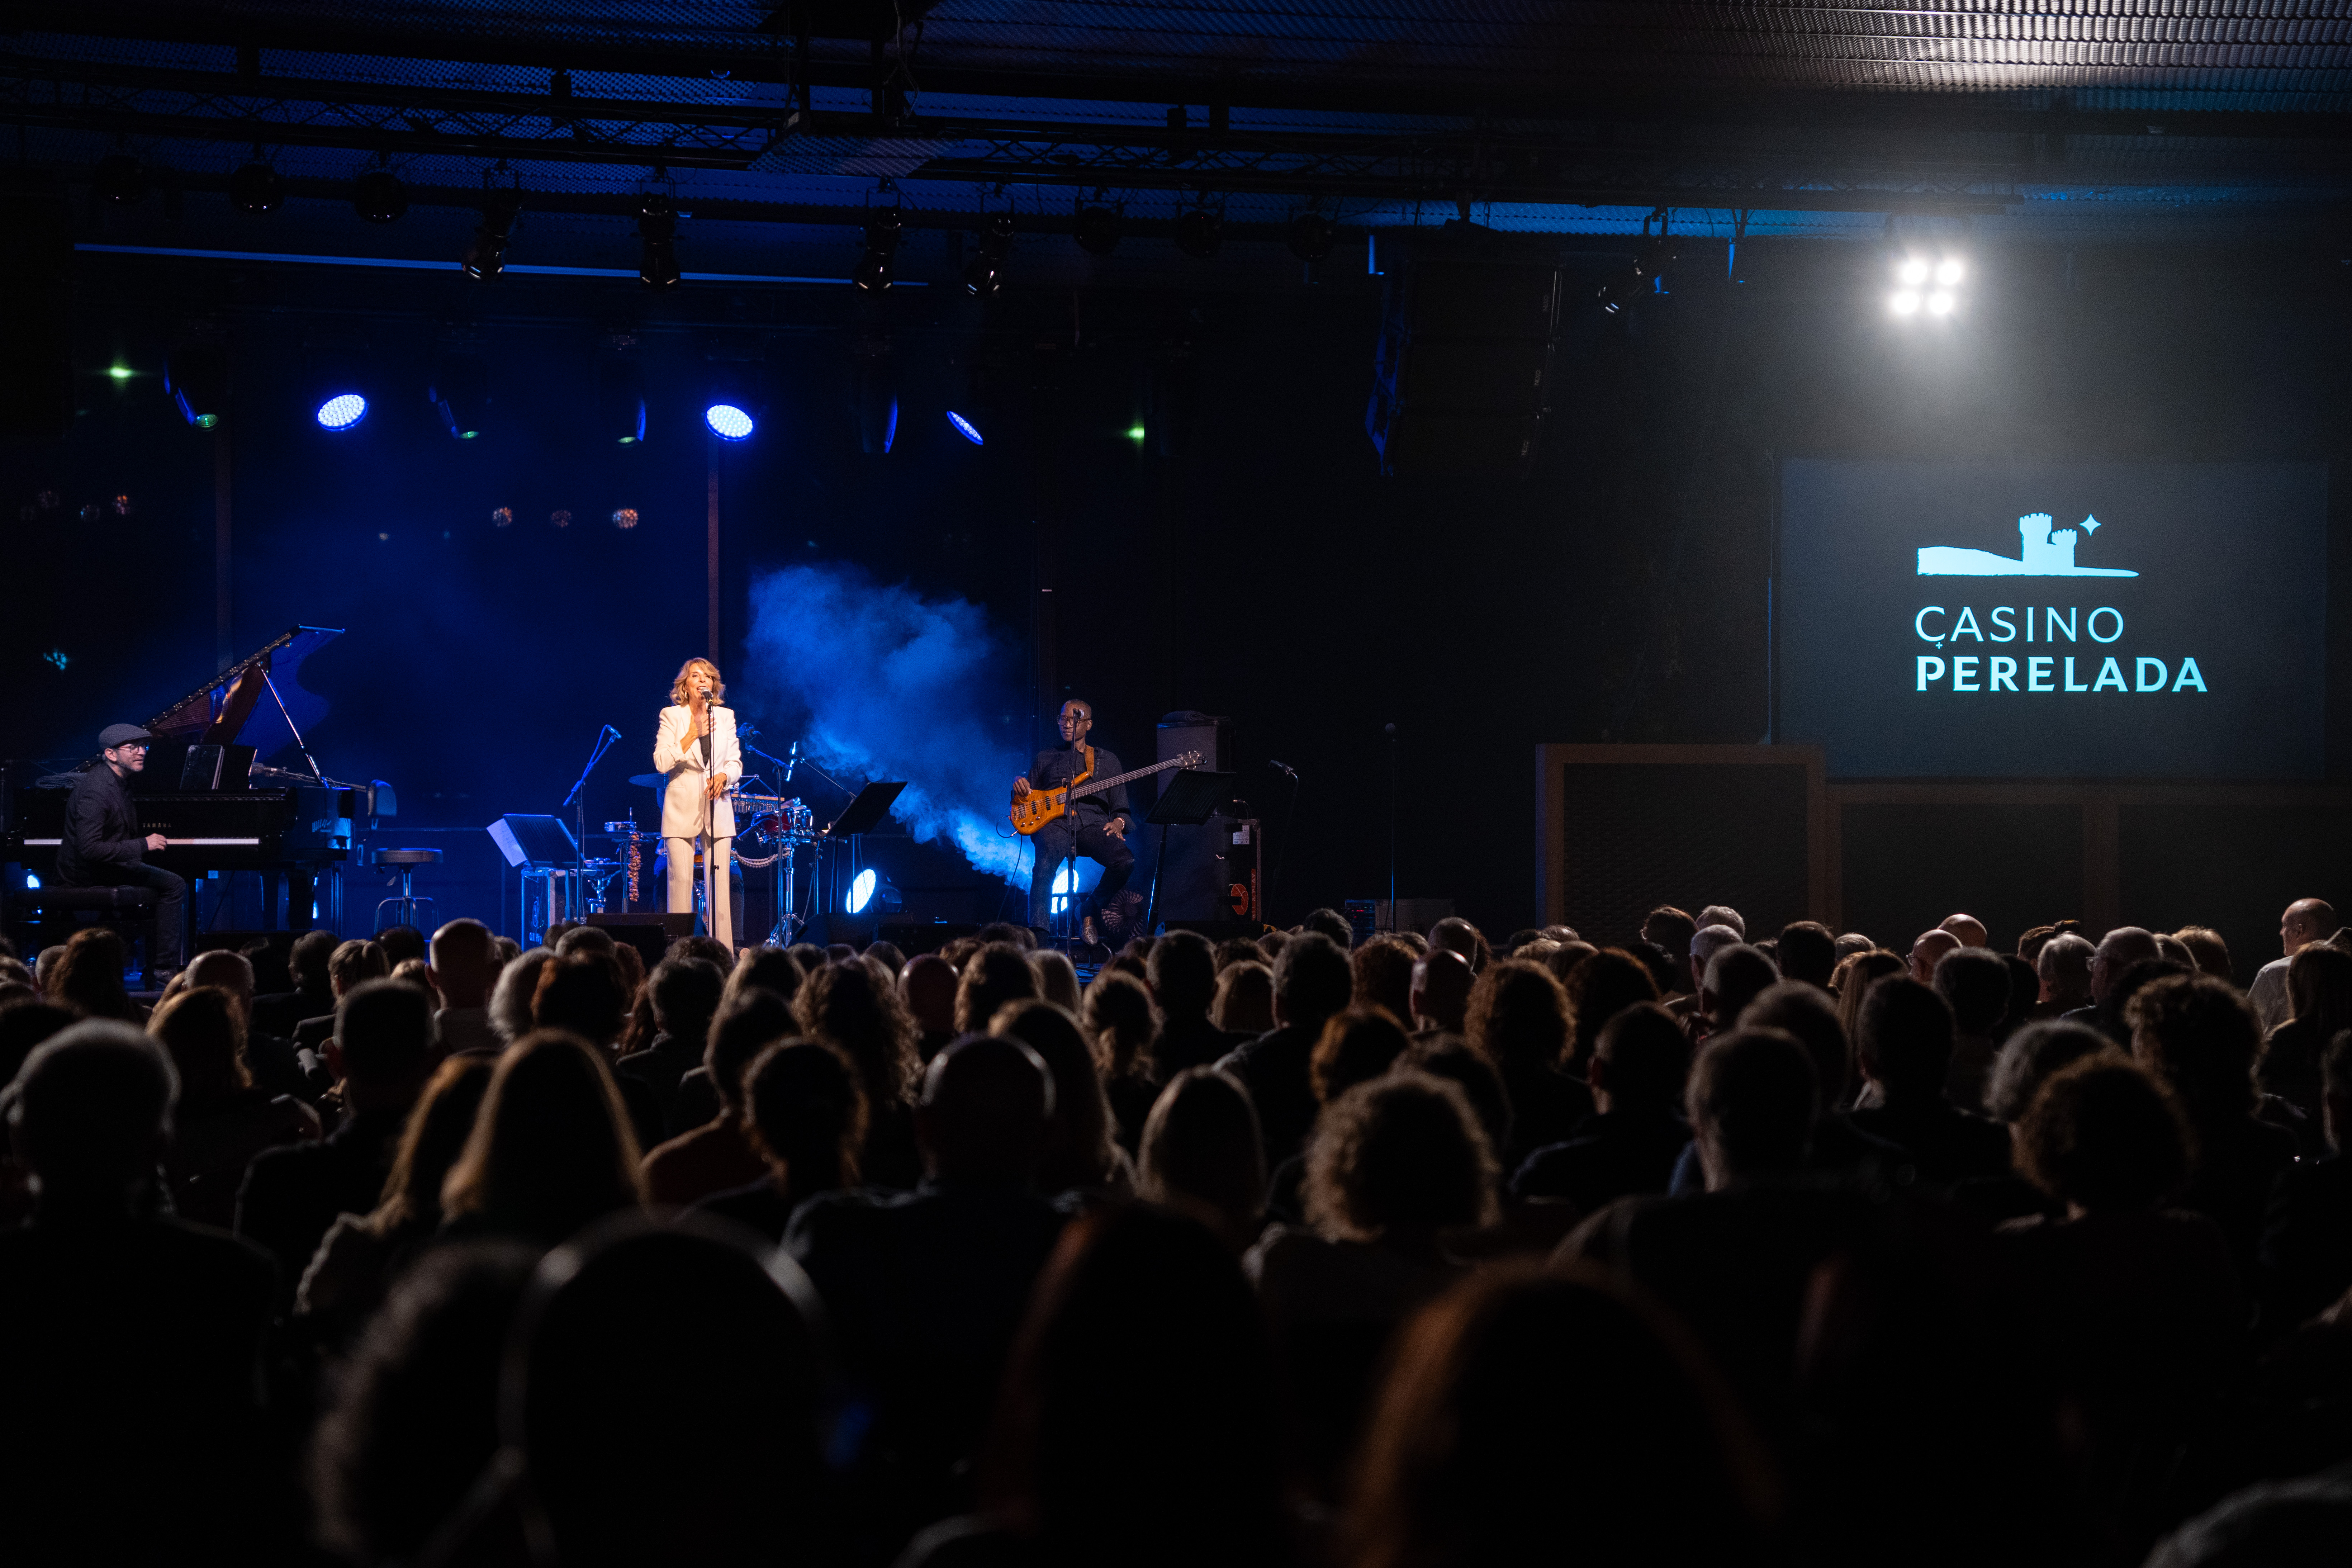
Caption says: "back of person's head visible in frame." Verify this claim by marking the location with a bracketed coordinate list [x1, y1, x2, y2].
[1138, 1069, 1266, 1247]
[1832, 949, 1906, 1048]
[723, 945, 804, 1012]
[993, 1000, 1117, 1193]
[2000, 953, 2041, 1030]
[2171, 926, 2234, 983]
[956, 942, 1040, 1034]
[666, 934, 735, 971]
[2016, 1054, 2192, 1213]
[334, 978, 436, 1088]
[0, 1000, 76, 1088]
[330, 938, 392, 996]
[490, 947, 554, 1045]
[184, 948, 256, 1008]
[1688, 924, 1745, 981]
[1427, 917, 1489, 974]
[1642, 906, 1699, 954]
[1311, 1008, 1412, 1104]
[745, 1041, 865, 1195]
[1688, 1027, 1817, 1184]
[1833, 932, 1876, 961]
[429, 918, 500, 1006]
[1464, 958, 1571, 1073]
[1565, 948, 1664, 1062]
[1032, 948, 1081, 1013]
[2038, 932, 2096, 996]
[1305, 1070, 1498, 1242]
[2286, 943, 2352, 1037]
[1985, 1019, 2112, 1123]
[1737, 981, 1848, 1105]
[441, 1031, 644, 1245]
[1400, 1038, 1513, 1159]
[1934, 946, 2014, 1035]
[46, 927, 135, 1021]
[1591, 1001, 1693, 1116]
[2128, 972, 2262, 1125]
[1143, 929, 1217, 1019]
[1697, 904, 1746, 939]
[1274, 932, 1354, 1031]
[531, 951, 632, 1049]
[310, 1240, 539, 1565]
[797, 955, 918, 1107]
[509, 1219, 831, 1567]
[1081, 969, 1156, 1081]
[288, 927, 339, 991]
[1408, 948, 1475, 1032]
[1300, 907, 1354, 948]
[375, 1056, 496, 1234]
[918, 1033, 1054, 1183]
[703, 989, 795, 1113]
[376, 924, 427, 968]
[4, 1021, 175, 1203]
[900, 951, 958, 1041]
[982, 1203, 1288, 1564]
[785, 942, 828, 971]
[1213, 960, 1276, 1035]
[1857, 976, 1956, 1100]
[862, 939, 905, 978]
[977, 920, 1035, 952]
[1349, 935, 1417, 1024]
[1347, 1261, 1769, 1568]
[1701, 944, 1780, 1024]
[1211, 936, 1261, 972]
[647, 956, 724, 1046]
[148, 985, 248, 1101]
[2154, 933, 2197, 971]
[1774, 922, 1837, 989]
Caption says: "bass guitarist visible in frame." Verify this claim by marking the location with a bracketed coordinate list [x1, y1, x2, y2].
[1014, 699, 1133, 944]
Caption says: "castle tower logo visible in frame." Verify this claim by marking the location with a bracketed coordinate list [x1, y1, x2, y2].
[1917, 513, 2138, 578]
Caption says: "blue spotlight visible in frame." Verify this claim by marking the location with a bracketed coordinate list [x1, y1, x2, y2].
[945, 410, 984, 445]
[316, 392, 369, 431]
[705, 402, 755, 441]
[24, 872, 40, 891]
[845, 867, 878, 915]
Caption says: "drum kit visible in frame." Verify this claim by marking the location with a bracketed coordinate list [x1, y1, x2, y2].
[591, 774, 821, 942]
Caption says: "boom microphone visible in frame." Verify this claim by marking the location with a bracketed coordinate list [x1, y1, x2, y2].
[1268, 759, 1299, 780]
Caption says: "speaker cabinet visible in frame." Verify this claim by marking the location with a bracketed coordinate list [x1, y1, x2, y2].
[1367, 227, 1562, 476]
[1153, 712, 1237, 923]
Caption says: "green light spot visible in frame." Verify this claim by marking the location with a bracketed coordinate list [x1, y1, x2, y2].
[459, 430, 478, 440]
[193, 413, 219, 430]
[618, 436, 637, 445]
[108, 366, 132, 380]
[1127, 425, 1147, 441]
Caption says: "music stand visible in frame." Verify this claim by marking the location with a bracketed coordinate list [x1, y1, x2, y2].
[1143, 769, 1236, 933]
[817, 781, 906, 930]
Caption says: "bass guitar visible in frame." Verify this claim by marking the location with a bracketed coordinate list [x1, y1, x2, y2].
[1010, 749, 1203, 836]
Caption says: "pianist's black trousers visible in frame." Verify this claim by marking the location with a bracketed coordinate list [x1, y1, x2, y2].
[1028, 819, 1134, 931]
[84, 862, 187, 972]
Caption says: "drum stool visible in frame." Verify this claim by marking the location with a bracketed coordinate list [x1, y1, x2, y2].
[373, 848, 442, 933]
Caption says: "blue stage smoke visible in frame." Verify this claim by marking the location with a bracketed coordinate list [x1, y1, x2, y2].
[743, 564, 1033, 887]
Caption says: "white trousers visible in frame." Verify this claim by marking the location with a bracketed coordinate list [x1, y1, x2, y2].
[664, 835, 734, 949]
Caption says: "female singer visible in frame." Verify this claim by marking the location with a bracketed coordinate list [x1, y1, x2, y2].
[653, 657, 740, 949]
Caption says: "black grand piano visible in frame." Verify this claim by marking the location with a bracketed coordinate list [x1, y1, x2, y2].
[4, 626, 390, 933]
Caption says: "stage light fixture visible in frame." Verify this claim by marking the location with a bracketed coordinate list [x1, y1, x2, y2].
[107, 365, 133, 381]
[229, 161, 282, 215]
[492, 506, 514, 527]
[464, 190, 524, 281]
[1927, 292, 1957, 316]
[1890, 291, 1921, 315]
[430, 352, 490, 440]
[551, 510, 573, 528]
[964, 213, 1015, 297]
[855, 207, 904, 292]
[637, 193, 681, 287]
[166, 345, 228, 428]
[316, 392, 368, 431]
[945, 410, 985, 445]
[1935, 259, 1964, 286]
[1073, 204, 1122, 256]
[1887, 251, 1967, 320]
[611, 507, 640, 529]
[1173, 207, 1223, 259]
[705, 403, 755, 441]
[95, 153, 149, 205]
[1286, 212, 1336, 262]
[353, 169, 408, 223]
[845, 868, 878, 914]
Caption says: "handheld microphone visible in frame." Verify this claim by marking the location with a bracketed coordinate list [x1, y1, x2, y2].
[1269, 759, 1299, 780]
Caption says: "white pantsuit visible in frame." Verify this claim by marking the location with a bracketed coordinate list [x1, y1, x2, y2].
[653, 703, 740, 947]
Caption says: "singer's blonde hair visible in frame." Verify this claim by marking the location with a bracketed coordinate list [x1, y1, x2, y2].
[670, 658, 725, 707]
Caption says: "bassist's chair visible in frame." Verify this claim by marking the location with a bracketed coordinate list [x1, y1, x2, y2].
[373, 847, 442, 933]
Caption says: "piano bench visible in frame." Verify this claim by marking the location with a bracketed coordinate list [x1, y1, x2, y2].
[14, 887, 158, 916]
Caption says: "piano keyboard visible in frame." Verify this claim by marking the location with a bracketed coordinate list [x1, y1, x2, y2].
[22, 837, 264, 847]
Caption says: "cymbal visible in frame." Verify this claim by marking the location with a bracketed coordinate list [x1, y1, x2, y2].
[627, 773, 667, 789]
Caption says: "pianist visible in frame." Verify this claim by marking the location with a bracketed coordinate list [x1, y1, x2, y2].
[56, 724, 186, 979]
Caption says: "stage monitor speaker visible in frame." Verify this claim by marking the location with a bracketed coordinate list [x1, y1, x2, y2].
[587, 912, 694, 967]
[1154, 713, 1238, 922]
[1366, 224, 1561, 477]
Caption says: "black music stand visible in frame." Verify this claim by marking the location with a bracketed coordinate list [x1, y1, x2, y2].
[816, 781, 906, 934]
[1143, 769, 1236, 934]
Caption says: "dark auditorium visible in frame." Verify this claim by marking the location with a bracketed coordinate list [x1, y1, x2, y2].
[9, 4, 2352, 1564]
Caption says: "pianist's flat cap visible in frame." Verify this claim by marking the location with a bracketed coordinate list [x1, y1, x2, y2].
[98, 723, 155, 748]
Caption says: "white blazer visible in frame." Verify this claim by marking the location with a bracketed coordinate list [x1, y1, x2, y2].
[652, 704, 740, 840]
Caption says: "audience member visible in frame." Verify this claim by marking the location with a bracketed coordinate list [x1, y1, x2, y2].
[1138, 1067, 1267, 1252]
[376, 923, 427, 968]
[0, 1024, 278, 1560]
[440, 1030, 645, 1249]
[1934, 945, 2015, 1113]
[1939, 912, 1990, 949]
[956, 943, 1040, 1035]
[2035, 931, 2096, 1019]
[865, 939, 907, 978]
[1301, 907, 1356, 949]
[2073, 925, 2163, 1040]
[1145, 929, 1242, 1077]
[1513, 1001, 1692, 1210]
[724, 943, 803, 1008]
[150, 986, 319, 1225]
[2262, 942, 2352, 1123]
[1697, 943, 1779, 1042]
[488, 944, 554, 1046]
[1465, 957, 1590, 1170]
[1735, 980, 1911, 1186]
[235, 978, 435, 1304]
[0, 999, 74, 1090]
[183, 947, 307, 1099]
[1830, 950, 1905, 1078]
[796, 955, 924, 1189]
[1212, 958, 1277, 1035]
[1349, 933, 1416, 1023]
[2260, 1028, 2352, 1330]
[294, 939, 391, 1051]
[1033, 948, 1080, 1013]
[46, 926, 142, 1022]
[1402, 1037, 1514, 1170]
[902, 952, 959, 1061]
[1686, 923, 1745, 1000]
[641, 988, 793, 1207]
[1641, 905, 1699, 963]
[1220, 932, 1355, 1166]
[2250, 897, 2338, 1032]
[1776, 920, 1838, 989]
[614, 954, 721, 1133]
[1850, 977, 2011, 1187]
[428, 917, 503, 1055]
[1427, 916, 1490, 974]
[693, 1039, 866, 1240]
[992, 1000, 1129, 1197]
[1907, 927, 1959, 986]
[2128, 973, 2299, 1282]
[1563, 946, 1663, 1064]
[298, 1056, 495, 1333]
[1080, 970, 1158, 1152]
[1263, 1007, 1414, 1224]
[2172, 925, 2235, 983]
[1833, 931, 1875, 961]
[253, 927, 338, 1037]
[1407, 947, 1474, 1038]
[1697, 905, 1746, 940]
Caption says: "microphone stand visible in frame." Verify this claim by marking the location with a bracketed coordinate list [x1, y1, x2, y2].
[561, 725, 622, 925]
[704, 702, 725, 951]
[1384, 723, 1398, 937]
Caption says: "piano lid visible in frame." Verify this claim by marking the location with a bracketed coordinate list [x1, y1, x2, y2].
[146, 625, 343, 759]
